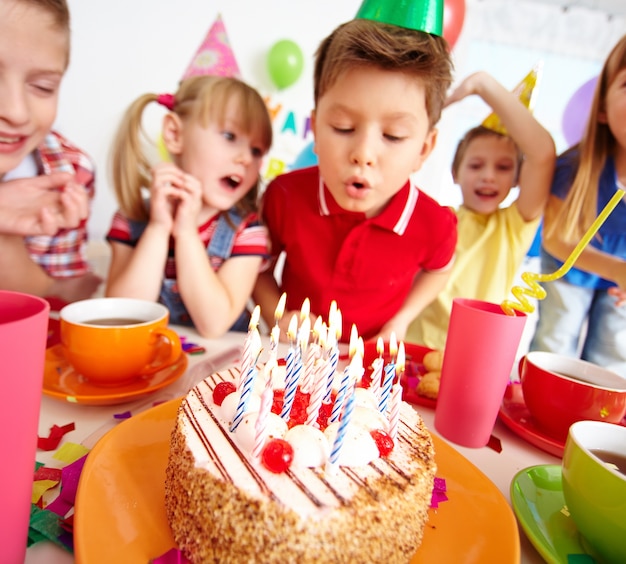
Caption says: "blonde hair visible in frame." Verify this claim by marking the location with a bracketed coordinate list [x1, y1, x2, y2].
[111, 75, 273, 222]
[16, 0, 70, 65]
[547, 34, 626, 243]
[313, 19, 452, 129]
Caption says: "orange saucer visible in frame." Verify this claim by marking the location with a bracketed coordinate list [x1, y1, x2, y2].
[74, 399, 520, 563]
[43, 344, 188, 406]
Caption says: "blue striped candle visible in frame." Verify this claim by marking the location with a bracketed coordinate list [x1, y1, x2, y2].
[328, 386, 356, 470]
[378, 361, 395, 414]
[280, 342, 303, 421]
[230, 364, 258, 432]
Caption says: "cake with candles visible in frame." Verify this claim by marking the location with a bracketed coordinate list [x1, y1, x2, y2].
[164, 305, 437, 563]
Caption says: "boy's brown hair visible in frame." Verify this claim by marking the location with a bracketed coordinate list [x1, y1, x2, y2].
[451, 125, 523, 181]
[313, 18, 453, 129]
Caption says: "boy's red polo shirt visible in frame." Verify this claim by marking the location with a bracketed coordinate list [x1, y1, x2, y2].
[262, 166, 457, 341]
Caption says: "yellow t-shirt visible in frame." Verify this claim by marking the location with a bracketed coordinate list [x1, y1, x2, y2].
[406, 204, 540, 350]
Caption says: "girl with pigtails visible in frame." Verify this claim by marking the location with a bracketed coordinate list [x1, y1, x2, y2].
[105, 76, 273, 337]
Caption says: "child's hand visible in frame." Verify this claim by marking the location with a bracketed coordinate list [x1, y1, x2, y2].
[443, 71, 491, 109]
[149, 163, 187, 233]
[47, 273, 103, 303]
[0, 173, 88, 235]
[170, 173, 204, 237]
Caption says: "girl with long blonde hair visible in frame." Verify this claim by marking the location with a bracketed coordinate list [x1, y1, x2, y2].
[530, 35, 626, 377]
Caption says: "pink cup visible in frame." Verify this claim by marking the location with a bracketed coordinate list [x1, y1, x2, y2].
[435, 298, 527, 447]
[0, 291, 50, 562]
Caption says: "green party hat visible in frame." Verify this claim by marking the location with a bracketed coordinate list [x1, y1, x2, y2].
[355, 0, 443, 36]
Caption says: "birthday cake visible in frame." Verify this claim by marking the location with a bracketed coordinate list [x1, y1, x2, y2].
[164, 360, 436, 563]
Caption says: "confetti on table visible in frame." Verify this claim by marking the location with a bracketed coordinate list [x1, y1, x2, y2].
[28, 505, 73, 551]
[32, 480, 59, 504]
[52, 442, 89, 464]
[487, 434, 503, 453]
[37, 422, 75, 451]
[33, 466, 63, 482]
[113, 410, 132, 420]
[430, 476, 448, 509]
[45, 454, 87, 516]
[180, 336, 206, 355]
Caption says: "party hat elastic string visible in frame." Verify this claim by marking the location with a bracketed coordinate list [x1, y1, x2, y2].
[501, 185, 626, 315]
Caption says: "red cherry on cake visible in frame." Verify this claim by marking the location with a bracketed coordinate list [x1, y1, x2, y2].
[212, 381, 236, 406]
[261, 438, 294, 473]
[371, 429, 394, 457]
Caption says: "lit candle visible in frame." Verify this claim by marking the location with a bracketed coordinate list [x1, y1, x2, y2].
[274, 292, 286, 327]
[369, 337, 384, 402]
[389, 342, 405, 441]
[238, 326, 261, 391]
[305, 328, 328, 425]
[230, 342, 262, 432]
[327, 384, 356, 472]
[330, 325, 358, 423]
[239, 306, 261, 387]
[324, 308, 341, 403]
[301, 317, 320, 393]
[281, 316, 305, 421]
[378, 332, 397, 413]
[253, 365, 275, 460]
[299, 297, 311, 323]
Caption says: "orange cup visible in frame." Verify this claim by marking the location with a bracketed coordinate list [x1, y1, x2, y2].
[60, 298, 182, 386]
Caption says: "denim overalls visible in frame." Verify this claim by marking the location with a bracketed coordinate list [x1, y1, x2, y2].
[128, 209, 251, 332]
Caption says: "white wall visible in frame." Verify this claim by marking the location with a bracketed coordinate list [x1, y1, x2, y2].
[56, 0, 625, 242]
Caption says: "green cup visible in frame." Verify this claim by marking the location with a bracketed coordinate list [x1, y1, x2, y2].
[562, 420, 626, 563]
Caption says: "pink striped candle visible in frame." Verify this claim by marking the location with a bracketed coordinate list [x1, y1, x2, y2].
[369, 337, 384, 402]
[306, 356, 329, 426]
[389, 343, 405, 440]
[239, 306, 260, 388]
[253, 380, 274, 460]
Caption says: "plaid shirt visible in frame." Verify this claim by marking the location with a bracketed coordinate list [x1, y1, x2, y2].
[25, 132, 96, 278]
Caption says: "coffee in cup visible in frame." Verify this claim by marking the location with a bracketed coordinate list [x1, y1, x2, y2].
[60, 298, 182, 386]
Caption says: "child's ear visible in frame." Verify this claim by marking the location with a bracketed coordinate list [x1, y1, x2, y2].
[162, 113, 184, 155]
[412, 128, 438, 172]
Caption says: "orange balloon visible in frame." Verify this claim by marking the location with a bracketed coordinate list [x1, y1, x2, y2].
[444, 0, 466, 50]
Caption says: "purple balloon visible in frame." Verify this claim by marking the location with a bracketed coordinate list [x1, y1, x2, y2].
[562, 76, 598, 147]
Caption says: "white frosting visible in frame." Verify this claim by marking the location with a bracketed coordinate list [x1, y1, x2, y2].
[353, 387, 378, 409]
[324, 422, 380, 466]
[178, 367, 430, 518]
[234, 412, 288, 452]
[217, 390, 261, 425]
[351, 405, 389, 432]
[284, 425, 330, 467]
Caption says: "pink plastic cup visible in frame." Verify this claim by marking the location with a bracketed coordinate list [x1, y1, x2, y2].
[435, 298, 527, 448]
[0, 291, 50, 562]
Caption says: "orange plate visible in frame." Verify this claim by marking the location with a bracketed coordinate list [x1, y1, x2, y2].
[43, 344, 188, 406]
[74, 399, 520, 563]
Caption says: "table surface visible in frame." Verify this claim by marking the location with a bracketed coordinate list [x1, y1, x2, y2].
[26, 326, 559, 564]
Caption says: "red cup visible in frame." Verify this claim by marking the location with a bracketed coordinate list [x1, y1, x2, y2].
[0, 291, 50, 563]
[435, 299, 526, 447]
[520, 351, 626, 443]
